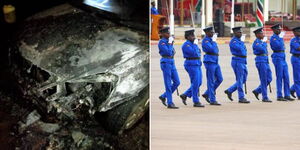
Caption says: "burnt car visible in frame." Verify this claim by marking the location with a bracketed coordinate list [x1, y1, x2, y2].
[11, 0, 148, 143]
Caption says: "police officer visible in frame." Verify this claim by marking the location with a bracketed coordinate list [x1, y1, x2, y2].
[290, 26, 300, 100]
[201, 27, 223, 105]
[252, 27, 272, 102]
[179, 29, 204, 107]
[270, 24, 294, 101]
[158, 27, 181, 109]
[224, 27, 250, 103]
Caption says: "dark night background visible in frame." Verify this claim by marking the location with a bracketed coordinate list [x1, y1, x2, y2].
[0, 0, 149, 149]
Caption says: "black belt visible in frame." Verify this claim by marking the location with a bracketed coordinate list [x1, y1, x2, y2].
[161, 55, 174, 59]
[255, 54, 268, 56]
[186, 57, 200, 60]
[273, 50, 284, 53]
[205, 52, 219, 56]
[293, 54, 300, 57]
[233, 55, 247, 58]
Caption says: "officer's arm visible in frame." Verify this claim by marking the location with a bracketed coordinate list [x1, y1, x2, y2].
[291, 40, 300, 51]
[182, 44, 195, 56]
[202, 40, 214, 52]
[253, 42, 265, 53]
[270, 37, 282, 50]
[159, 42, 173, 56]
[230, 41, 240, 52]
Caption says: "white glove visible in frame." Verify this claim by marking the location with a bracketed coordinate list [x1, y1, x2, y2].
[241, 34, 246, 42]
[279, 31, 285, 38]
[194, 38, 199, 44]
[262, 36, 268, 42]
[168, 36, 174, 44]
[212, 33, 218, 42]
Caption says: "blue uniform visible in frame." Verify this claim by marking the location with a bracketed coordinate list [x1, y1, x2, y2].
[202, 36, 223, 102]
[158, 38, 180, 105]
[226, 37, 248, 100]
[181, 40, 202, 103]
[270, 34, 291, 98]
[151, 7, 159, 15]
[290, 36, 300, 98]
[252, 38, 272, 100]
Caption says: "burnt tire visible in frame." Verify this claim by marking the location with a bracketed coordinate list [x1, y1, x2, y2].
[98, 86, 149, 134]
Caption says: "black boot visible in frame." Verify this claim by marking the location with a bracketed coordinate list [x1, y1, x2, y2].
[238, 98, 250, 103]
[180, 94, 187, 105]
[224, 90, 233, 101]
[210, 101, 221, 105]
[202, 94, 210, 103]
[277, 97, 287, 101]
[262, 99, 272, 103]
[284, 96, 294, 101]
[167, 103, 179, 109]
[159, 96, 167, 106]
[291, 90, 296, 98]
[193, 102, 205, 107]
[252, 90, 260, 100]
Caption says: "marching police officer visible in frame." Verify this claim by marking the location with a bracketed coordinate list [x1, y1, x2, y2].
[270, 24, 294, 101]
[158, 27, 181, 109]
[252, 27, 272, 102]
[179, 29, 204, 107]
[290, 26, 300, 100]
[201, 27, 223, 105]
[224, 27, 250, 103]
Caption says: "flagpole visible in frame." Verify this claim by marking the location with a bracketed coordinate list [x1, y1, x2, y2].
[170, 0, 175, 36]
[201, 0, 205, 36]
[230, 0, 235, 34]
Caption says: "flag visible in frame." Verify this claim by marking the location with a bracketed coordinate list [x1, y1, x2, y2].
[195, 0, 202, 12]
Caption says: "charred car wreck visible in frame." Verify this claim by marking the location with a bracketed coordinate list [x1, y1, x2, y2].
[11, 2, 149, 149]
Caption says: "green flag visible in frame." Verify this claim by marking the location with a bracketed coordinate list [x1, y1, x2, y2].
[195, 0, 202, 12]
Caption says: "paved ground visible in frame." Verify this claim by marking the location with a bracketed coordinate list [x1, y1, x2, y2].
[151, 43, 300, 150]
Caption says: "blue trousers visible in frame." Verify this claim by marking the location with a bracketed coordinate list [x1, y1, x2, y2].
[160, 62, 180, 105]
[204, 62, 223, 102]
[290, 56, 300, 98]
[272, 58, 291, 98]
[253, 62, 272, 100]
[226, 60, 248, 100]
[183, 65, 202, 103]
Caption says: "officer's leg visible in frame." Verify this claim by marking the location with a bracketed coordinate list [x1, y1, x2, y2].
[254, 63, 262, 94]
[213, 64, 223, 92]
[161, 63, 174, 105]
[171, 63, 180, 93]
[273, 59, 283, 98]
[206, 63, 216, 102]
[183, 65, 193, 98]
[292, 58, 300, 97]
[236, 63, 245, 100]
[190, 66, 200, 103]
[160, 64, 180, 98]
[282, 61, 291, 97]
[258, 63, 269, 100]
[227, 60, 238, 93]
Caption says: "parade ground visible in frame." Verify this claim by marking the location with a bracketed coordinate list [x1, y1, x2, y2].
[150, 43, 300, 150]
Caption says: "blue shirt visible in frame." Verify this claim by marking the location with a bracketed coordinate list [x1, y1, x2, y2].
[201, 36, 219, 63]
[151, 7, 159, 15]
[158, 38, 175, 63]
[182, 40, 201, 66]
[290, 36, 300, 55]
[270, 34, 285, 59]
[252, 38, 269, 63]
[229, 36, 247, 64]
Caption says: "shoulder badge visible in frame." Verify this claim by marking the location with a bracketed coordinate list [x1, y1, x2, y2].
[205, 40, 209, 43]
[161, 42, 165, 45]
[187, 45, 190, 47]
[256, 43, 259, 45]
[233, 41, 236, 43]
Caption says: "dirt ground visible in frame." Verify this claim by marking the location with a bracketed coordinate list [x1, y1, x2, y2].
[151, 43, 300, 150]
